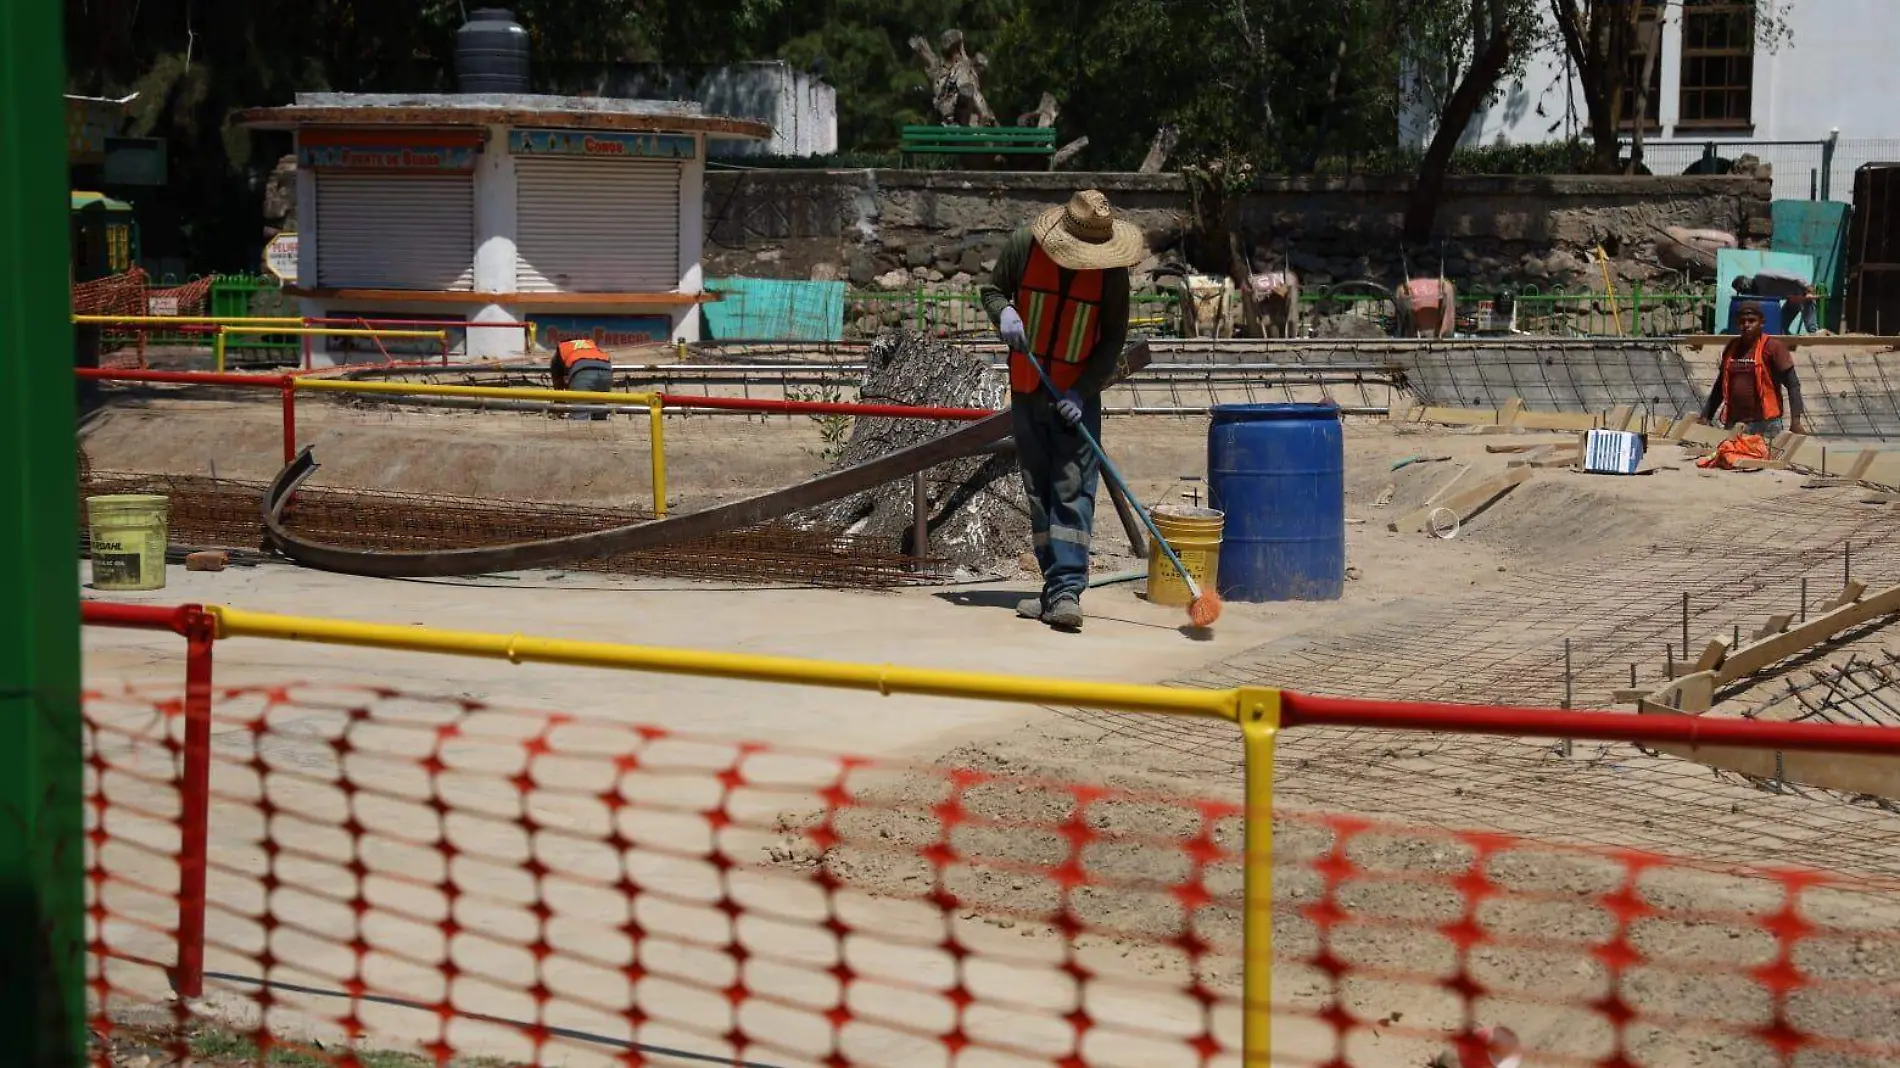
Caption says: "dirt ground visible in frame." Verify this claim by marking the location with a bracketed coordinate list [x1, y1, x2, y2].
[78, 392, 1900, 1067]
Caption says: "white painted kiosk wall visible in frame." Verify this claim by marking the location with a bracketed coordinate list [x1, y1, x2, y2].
[245, 93, 769, 365]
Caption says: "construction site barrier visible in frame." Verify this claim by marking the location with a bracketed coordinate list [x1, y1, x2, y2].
[79, 599, 1900, 1067]
[78, 369, 1012, 520]
[73, 315, 539, 370]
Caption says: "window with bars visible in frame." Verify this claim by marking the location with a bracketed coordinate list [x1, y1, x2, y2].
[1680, 1, 1756, 128]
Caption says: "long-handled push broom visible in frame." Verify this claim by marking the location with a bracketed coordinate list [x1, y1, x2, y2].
[1018, 350, 1222, 628]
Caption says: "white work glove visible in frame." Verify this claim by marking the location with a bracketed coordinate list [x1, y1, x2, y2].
[998, 305, 1029, 352]
[1056, 389, 1084, 426]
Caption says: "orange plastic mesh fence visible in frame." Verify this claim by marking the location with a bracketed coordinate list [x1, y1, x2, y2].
[84, 683, 1900, 1068]
[71, 268, 215, 368]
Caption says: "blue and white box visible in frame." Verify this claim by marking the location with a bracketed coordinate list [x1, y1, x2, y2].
[1583, 429, 1645, 474]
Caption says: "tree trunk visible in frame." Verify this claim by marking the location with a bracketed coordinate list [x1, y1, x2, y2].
[1551, 0, 1628, 173]
[1626, 13, 1664, 175]
[1403, 8, 1513, 244]
[807, 331, 1026, 571]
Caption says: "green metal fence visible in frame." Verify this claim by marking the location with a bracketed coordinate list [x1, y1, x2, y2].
[840, 282, 1826, 341]
[208, 274, 299, 354]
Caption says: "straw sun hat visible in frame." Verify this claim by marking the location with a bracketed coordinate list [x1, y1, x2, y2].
[1031, 189, 1147, 270]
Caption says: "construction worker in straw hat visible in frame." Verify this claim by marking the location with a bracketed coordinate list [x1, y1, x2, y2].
[980, 189, 1144, 631]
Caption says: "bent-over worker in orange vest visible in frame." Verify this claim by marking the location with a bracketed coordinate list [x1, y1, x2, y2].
[551, 337, 614, 421]
[1699, 301, 1808, 438]
[979, 190, 1141, 631]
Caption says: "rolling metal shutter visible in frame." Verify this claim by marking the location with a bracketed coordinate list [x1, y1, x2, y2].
[315, 173, 474, 290]
[515, 157, 681, 293]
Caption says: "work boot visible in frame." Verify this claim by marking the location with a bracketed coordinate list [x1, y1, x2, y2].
[1044, 594, 1084, 631]
[1017, 596, 1044, 620]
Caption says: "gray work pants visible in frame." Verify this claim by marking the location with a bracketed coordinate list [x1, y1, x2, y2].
[1011, 390, 1101, 605]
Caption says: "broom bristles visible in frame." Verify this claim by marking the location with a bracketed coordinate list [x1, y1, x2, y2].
[1187, 590, 1222, 628]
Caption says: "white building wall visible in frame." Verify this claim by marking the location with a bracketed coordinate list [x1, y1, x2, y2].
[469, 123, 520, 360]
[675, 137, 707, 342]
[1403, 0, 1900, 202]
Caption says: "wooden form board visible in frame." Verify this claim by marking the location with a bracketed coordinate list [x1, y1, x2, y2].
[1387, 468, 1531, 533]
[1629, 579, 1900, 798]
[1643, 706, 1900, 800]
[1390, 400, 1900, 491]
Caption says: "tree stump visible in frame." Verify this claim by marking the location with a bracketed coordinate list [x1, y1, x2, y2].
[807, 331, 1026, 572]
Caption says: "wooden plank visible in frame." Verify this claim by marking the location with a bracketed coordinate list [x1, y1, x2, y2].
[1777, 433, 1810, 464]
[1417, 406, 1498, 427]
[1638, 670, 1717, 714]
[1846, 449, 1880, 481]
[1826, 580, 1868, 610]
[1507, 447, 1554, 468]
[1497, 396, 1524, 427]
[1605, 404, 1634, 432]
[1662, 416, 1695, 441]
[1486, 440, 1576, 454]
[1860, 451, 1900, 491]
[1514, 411, 1601, 432]
[1613, 688, 1652, 703]
[1682, 425, 1734, 448]
[1693, 638, 1730, 673]
[1529, 455, 1582, 469]
[1649, 736, 1900, 800]
[1387, 468, 1532, 533]
[1730, 457, 1789, 471]
[1717, 582, 1900, 684]
[1750, 613, 1793, 641]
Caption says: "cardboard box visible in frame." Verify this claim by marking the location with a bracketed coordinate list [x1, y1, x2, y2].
[1583, 429, 1645, 474]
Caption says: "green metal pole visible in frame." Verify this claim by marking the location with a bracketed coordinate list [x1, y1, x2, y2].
[0, 2, 85, 1065]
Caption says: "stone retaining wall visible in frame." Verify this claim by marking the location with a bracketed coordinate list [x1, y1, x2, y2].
[703, 170, 1773, 295]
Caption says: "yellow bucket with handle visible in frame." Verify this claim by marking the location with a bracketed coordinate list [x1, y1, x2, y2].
[1145, 505, 1223, 606]
[87, 494, 170, 591]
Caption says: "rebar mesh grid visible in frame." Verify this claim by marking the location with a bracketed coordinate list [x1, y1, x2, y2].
[80, 471, 951, 589]
[1058, 489, 1900, 882]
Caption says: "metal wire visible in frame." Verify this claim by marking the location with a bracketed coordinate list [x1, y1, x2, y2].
[1058, 488, 1900, 881]
[80, 471, 952, 589]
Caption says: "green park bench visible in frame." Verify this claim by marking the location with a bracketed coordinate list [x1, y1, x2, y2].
[899, 125, 1057, 168]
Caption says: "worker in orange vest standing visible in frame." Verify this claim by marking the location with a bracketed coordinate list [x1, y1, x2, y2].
[979, 190, 1143, 631]
[1700, 300, 1808, 438]
[550, 336, 613, 421]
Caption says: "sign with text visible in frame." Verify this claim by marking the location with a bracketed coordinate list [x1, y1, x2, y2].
[263, 233, 299, 283]
[297, 143, 477, 172]
[509, 128, 696, 161]
[531, 315, 673, 351]
[146, 296, 179, 316]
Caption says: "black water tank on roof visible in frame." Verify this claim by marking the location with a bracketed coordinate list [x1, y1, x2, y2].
[457, 9, 530, 93]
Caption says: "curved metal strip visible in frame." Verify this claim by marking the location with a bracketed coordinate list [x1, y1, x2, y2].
[260, 341, 1150, 578]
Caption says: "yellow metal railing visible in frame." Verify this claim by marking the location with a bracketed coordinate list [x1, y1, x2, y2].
[216, 327, 447, 374]
[289, 379, 668, 516]
[201, 602, 1276, 1062]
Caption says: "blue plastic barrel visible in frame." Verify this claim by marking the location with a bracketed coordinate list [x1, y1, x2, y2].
[1208, 402, 1345, 602]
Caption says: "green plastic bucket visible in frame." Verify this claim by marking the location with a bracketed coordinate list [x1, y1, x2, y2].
[87, 494, 170, 591]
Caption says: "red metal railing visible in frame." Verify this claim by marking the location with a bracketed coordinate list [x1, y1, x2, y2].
[77, 368, 998, 468]
[82, 597, 1900, 1013]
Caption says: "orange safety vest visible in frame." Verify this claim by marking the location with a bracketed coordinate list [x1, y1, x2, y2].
[556, 338, 608, 368]
[1718, 335, 1781, 422]
[1009, 244, 1105, 394]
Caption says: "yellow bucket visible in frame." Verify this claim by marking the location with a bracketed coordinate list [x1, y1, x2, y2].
[87, 494, 170, 591]
[1145, 505, 1224, 607]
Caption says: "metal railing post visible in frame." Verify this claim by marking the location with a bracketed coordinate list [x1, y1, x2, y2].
[280, 376, 298, 465]
[213, 327, 227, 374]
[1239, 686, 1279, 1068]
[171, 608, 216, 1000]
[648, 395, 668, 518]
